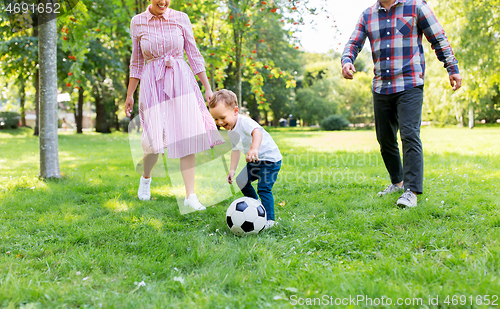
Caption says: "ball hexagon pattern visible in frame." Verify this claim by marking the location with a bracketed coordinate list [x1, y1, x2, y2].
[226, 197, 266, 236]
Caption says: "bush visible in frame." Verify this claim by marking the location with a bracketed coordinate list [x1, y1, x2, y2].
[0, 111, 20, 129]
[320, 115, 350, 131]
[120, 117, 131, 132]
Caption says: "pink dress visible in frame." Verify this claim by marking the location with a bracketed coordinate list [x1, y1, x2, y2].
[129, 6, 224, 158]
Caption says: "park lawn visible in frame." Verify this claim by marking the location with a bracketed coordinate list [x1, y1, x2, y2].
[0, 126, 499, 308]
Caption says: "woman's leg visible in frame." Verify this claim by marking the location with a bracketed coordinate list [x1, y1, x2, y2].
[143, 153, 159, 178]
[180, 154, 196, 197]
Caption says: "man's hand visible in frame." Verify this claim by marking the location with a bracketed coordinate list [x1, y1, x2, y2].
[246, 149, 259, 163]
[342, 63, 356, 79]
[227, 170, 236, 184]
[449, 74, 462, 91]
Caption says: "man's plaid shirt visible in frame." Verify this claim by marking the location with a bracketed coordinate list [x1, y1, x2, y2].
[341, 0, 459, 95]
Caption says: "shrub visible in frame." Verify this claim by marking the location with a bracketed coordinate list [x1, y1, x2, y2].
[120, 117, 131, 132]
[0, 111, 20, 129]
[320, 115, 350, 131]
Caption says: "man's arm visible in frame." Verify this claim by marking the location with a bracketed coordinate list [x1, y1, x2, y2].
[417, 1, 462, 90]
[341, 13, 368, 79]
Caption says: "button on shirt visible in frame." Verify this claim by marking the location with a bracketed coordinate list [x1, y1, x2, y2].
[341, 0, 459, 95]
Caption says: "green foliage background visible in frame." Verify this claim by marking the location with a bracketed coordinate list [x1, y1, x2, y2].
[0, 0, 498, 127]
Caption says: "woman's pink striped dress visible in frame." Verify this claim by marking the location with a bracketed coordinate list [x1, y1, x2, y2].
[130, 6, 224, 158]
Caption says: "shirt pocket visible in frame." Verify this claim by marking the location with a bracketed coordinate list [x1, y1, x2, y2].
[397, 16, 414, 36]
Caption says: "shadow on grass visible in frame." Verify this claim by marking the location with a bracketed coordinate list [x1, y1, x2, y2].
[0, 127, 35, 137]
[2, 128, 499, 240]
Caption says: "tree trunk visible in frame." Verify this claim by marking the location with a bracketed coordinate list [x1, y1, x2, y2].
[38, 8, 60, 179]
[94, 83, 110, 133]
[33, 12, 39, 136]
[210, 65, 216, 91]
[75, 87, 83, 133]
[251, 94, 260, 123]
[487, 92, 498, 123]
[113, 102, 120, 131]
[134, 85, 139, 133]
[19, 75, 26, 126]
[468, 105, 474, 129]
[207, 23, 216, 92]
[271, 107, 281, 127]
[233, 27, 243, 110]
[34, 67, 40, 136]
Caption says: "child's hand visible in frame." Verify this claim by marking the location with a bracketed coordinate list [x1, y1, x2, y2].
[246, 149, 259, 163]
[227, 170, 236, 184]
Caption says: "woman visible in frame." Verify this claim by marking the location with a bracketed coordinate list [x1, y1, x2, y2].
[125, 0, 224, 210]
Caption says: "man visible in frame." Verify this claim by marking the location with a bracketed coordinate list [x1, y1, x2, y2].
[341, 0, 462, 207]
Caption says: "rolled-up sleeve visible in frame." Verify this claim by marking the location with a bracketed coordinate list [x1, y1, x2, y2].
[180, 13, 206, 75]
[417, 1, 459, 75]
[129, 17, 144, 79]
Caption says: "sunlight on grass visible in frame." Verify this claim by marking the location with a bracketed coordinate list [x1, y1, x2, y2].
[166, 153, 247, 213]
[278, 131, 380, 153]
[64, 213, 81, 223]
[104, 199, 130, 212]
[147, 218, 164, 230]
[0, 127, 499, 307]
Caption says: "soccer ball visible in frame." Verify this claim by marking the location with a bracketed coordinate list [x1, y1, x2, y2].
[226, 197, 267, 236]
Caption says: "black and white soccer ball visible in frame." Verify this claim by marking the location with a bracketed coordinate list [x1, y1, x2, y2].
[226, 197, 267, 236]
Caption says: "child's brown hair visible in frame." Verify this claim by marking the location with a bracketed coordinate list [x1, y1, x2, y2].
[209, 89, 238, 109]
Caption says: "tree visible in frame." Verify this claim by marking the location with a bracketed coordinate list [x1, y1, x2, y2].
[172, 0, 333, 123]
[58, 0, 130, 133]
[428, 0, 500, 125]
[38, 0, 60, 179]
[0, 9, 39, 128]
[293, 51, 374, 126]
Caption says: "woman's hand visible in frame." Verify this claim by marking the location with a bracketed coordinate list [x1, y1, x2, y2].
[205, 89, 213, 105]
[125, 96, 134, 117]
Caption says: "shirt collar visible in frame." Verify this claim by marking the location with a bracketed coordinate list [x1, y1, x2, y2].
[230, 114, 240, 131]
[145, 5, 169, 21]
[376, 0, 405, 10]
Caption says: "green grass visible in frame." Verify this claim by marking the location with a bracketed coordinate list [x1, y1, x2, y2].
[0, 126, 499, 308]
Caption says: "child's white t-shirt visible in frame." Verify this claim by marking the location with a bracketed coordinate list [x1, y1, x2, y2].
[228, 115, 282, 163]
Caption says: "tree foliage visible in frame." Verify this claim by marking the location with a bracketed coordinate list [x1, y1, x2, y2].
[293, 51, 373, 126]
[423, 0, 500, 125]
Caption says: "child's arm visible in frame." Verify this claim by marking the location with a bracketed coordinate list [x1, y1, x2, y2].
[227, 150, 241, 184]
[246, 128, 262, 163]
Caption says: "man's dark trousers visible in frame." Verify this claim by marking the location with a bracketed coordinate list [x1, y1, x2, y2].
[373, 85, 424, 194]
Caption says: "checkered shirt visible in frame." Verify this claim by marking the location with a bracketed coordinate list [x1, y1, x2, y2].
[341, 0, 460, 95]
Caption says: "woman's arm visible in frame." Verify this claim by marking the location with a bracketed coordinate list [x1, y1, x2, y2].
[196, 71, 213, 104]
[180, 13, 212, 103]
[125, 77, 140, 117]
[126, 17, 144, 117]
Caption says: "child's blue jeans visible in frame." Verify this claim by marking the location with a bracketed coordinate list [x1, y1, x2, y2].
[236, 160, 282, 220]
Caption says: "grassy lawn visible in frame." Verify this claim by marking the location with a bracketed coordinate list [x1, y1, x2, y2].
[0, 126, 499, 308]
